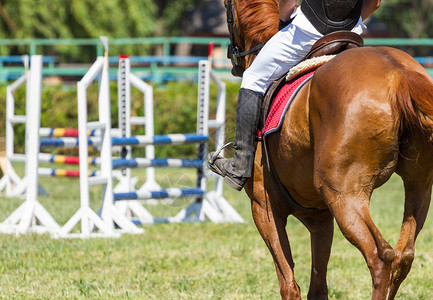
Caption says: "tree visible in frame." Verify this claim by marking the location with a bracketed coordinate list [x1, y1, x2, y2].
[154, 0, 202, 35]
[374, 0, 433, 38]
[0, 0, 157, 59]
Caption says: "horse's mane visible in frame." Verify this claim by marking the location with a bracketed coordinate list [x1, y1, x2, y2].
[236, 0, 279, 48]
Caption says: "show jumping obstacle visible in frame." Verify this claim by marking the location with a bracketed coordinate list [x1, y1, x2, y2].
[58, 54, 243, 238]
[0, 40, 243, 237]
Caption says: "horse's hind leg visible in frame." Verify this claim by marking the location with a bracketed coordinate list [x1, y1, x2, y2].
[388, 138, 433, 299]
[311, 111, 398, 298]
[319, 183, 395, 299]
[313, 168, 397, 297]
[387, 181, 431, 299]
[297, 209, 334, 300]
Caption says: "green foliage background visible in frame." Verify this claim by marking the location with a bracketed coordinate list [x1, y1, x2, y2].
[0, 0, 202, 59]
[0, 0, 430, 56]
[0, 1, 156, 59]
[375, 0, 433, 38]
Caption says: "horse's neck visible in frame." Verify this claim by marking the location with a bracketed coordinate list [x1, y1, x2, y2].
[239, 0, 279, 47]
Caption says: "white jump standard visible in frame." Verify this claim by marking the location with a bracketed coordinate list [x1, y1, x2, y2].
[0, 56, 29, 198]
[0, 56, 61, 235]
[57, 44, 144, 238]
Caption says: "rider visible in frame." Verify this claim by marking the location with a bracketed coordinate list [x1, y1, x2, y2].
[208, 0, 381, 191]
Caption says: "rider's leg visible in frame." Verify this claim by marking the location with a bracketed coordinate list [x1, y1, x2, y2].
[208, 23, 322, 191]
[208, 88, 262, 190]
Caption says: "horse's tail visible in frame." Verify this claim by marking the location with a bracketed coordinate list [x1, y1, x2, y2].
[392, 69, 433, 143]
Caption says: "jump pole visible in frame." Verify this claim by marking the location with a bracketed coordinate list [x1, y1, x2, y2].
[97, 39, 143, 235]
[0, 57, 97, 201]
[0, 55, 61, 235]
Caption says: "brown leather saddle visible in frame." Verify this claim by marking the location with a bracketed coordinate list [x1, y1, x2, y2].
[260, 30, 364, 128]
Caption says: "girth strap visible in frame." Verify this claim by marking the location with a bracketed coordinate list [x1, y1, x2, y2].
[266, 145, 319, 212]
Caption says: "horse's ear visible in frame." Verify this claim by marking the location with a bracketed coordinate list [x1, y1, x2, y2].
[231, 65, 245, 77]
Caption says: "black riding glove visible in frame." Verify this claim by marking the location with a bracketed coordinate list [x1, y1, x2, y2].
[278, 18, 293, 30]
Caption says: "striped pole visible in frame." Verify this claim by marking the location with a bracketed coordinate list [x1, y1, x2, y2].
[112, 158, 204, 169]
[117, 55, 131, 178]
[196, 61, 210, 199]
[208, 42, 213, 69]
[39, 133, 209, 148]
[38, 167, 98, 178]
[36, 153, 201, 169]
[111, 134, 208, 146]
[39, 128, 99, 138]
[114, 188, 205, 201]
[37, 153, 98, 166]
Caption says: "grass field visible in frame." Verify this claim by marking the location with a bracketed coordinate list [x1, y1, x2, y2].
[0, 166, 432, 299]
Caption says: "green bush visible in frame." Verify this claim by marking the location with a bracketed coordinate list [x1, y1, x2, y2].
[0, 80, 240, 158]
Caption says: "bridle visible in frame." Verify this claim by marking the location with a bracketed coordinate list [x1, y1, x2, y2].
[225, 0, 266, 77]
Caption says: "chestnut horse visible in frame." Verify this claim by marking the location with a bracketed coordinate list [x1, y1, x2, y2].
[224, 0, 433, 299]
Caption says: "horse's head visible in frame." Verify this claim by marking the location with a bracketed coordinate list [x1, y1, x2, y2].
[224, 0, 279, 77]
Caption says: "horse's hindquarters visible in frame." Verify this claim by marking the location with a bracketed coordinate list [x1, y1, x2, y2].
[309, 47, 433, 298]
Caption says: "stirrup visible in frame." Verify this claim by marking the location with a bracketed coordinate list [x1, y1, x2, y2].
[208, 142, 235, 164]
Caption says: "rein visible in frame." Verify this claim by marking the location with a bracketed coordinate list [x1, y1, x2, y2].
[225, 0, 266, 76]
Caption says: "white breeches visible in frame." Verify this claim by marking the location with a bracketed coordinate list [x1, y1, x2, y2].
[241, 11, 365, 96]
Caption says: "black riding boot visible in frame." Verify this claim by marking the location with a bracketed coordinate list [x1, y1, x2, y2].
[208, 88, 262, 191]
